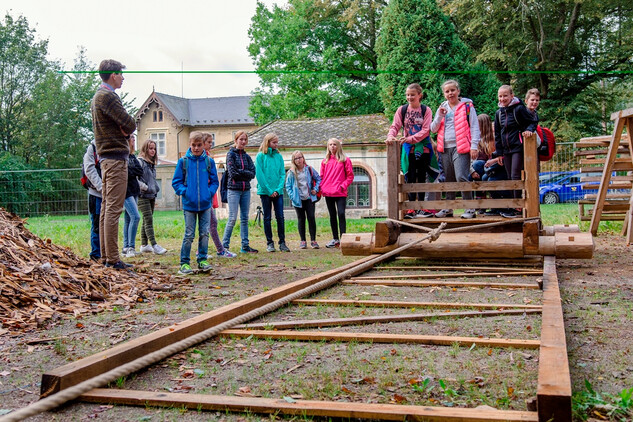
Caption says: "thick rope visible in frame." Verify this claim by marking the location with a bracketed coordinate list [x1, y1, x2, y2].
[1, 226, 445, 422]
[387, 216, 540, 235]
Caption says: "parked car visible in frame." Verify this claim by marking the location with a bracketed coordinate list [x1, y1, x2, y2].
[539, 171, 596, 204]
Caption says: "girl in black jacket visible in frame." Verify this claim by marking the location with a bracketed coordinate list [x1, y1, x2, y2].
[494, 85, 538, 217]
[123, 135, 144, 256]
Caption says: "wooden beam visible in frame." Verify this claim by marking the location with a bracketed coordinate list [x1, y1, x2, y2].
[523, 134, 539, 219]
[576, 134, 630, 145]
[352, 270, 543, 279]
[537, 256, 572, 422]
[292, 299, 542, 310]
[40, 254, 379, 397]
[373, 265, 541, 272]
[580, 157, 632, 165]
[236, 309, 541, 330]
[221, 329, 541, 349]
[342, 279, 540, 289]
[580, 161, 633, 173]
[400, 180, 524, 193]
[574, 147, 630, 156]
[402, 198, 524, 211]
[80, 388, 539, 422]
[610, 107, 633, 120]
[387, 142, 400, 220]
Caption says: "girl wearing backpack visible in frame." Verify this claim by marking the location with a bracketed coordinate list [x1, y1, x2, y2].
[386, 83, 434, 218]
[320, 138, 354, 248]
[495, 85, 538, 218]
[285, 150, 321, 249]
[137, 139, 167, 255]
[430, 79, 481, 219]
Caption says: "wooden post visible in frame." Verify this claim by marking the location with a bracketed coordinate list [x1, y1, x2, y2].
[625, 117, 633, 243]
[386, 142, 400, 220]
[523, 133, 540, 255]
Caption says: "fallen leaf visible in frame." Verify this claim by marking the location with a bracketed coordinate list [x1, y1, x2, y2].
[392, 394, 407, 403]
[238, 386, 251, 394]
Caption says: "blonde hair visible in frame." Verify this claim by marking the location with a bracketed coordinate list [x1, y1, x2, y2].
[324, 138, 346, 163]
[525, 88, 540, 101]
[441, 79, 460, 91]
[233, 130, 248, 145]
[499, 84, 514, 95]
[190, 131, 205, 143]
[290, 150, 306, 179]
[201, 132, 214, 147]
[477, 114, 495, 157]
[259, 132, 279, 153]
[139, 139, 157, 165]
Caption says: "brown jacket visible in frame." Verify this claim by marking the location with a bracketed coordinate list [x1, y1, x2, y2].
[91, 86, 136, 160]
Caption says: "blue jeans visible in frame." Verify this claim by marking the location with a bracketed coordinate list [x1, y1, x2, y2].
[89, 194, 101, 259]
[180, 209, 210, 265]
[260, 194, 285, 245]
[123, 196, 140, 250]
[222, 189, 251, 249]
[470, 159, 486, 180]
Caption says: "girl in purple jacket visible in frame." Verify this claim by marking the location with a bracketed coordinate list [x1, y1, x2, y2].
[320, 138, 354, 248]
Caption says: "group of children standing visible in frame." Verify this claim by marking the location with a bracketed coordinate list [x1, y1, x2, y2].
[172, 130, 354, 274]
[387, 81, 540, 219]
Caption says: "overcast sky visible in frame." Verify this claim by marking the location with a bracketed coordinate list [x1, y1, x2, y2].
[4, 0, 286, 109]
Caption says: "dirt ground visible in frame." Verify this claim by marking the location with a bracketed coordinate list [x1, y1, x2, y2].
[1, 233, 632, 421]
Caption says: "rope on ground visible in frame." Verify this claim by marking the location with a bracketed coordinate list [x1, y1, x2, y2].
[0, 227, 444, 422]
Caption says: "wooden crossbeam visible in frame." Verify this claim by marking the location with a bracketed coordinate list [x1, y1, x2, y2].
[220, 329, 541, 349]
[342, 280, 540, 289]
[373, 265, 541, 272]
[402, 198, 523, 211]
[293, 299, 542, 310]
[80, 388, 539, 422]
[400, 180, 524, 193]
[352, 271, 542, 280]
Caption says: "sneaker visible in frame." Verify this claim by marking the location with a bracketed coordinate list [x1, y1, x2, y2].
[178, 263, 193, 275]
[217, 250, 237, 258]
[299, 241, 307, 249]
[484, 209, 501, 216]
[310, 241, 320, 249]
[198, 260, 212, 271]
[266, 243, 276, 252]
[418, 210, 435, 218]
[500, 209, 521, 218]
[279, 242, 291, 252]
[240, 245, 259, 253]
[139, 244, 153, 253]
[153, 244, 167, 255]
[121, 247, 129, 255]
[105, 260, 133, 270]
[434, 209, 454, 218]
[404, 209, 417, 219]
[125, 248, 138, 258]
[476, 209, 486, 215]
[325, 239, 340, 248]
[461, 209, 476, 219]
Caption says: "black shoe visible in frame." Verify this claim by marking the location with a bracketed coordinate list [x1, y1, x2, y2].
[500, 209, 521, 218]
[240, 245, 259, 253]
[105, 260, 134, 269]
[484, 209, 500, 216]
[89, 255, 101, 263]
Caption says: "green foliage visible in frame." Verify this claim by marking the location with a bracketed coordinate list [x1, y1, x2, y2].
[440, 0, 633, 141]
[248, 0, 386, 124]
[572, 380, 633, 421]
[375, 0, 499, 117]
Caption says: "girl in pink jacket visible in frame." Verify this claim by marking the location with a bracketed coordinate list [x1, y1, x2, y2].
[320, 138, 354, 248]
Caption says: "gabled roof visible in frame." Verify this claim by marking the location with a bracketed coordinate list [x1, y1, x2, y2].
[247, 114, 390, 148]
[135, 92, 255, 127]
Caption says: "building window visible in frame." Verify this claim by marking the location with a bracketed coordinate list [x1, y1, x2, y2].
[150, 132, 166, 156]
[347, 167, 371, 208]
[158, 111, 163, 122]
[152, 111, 157, 122]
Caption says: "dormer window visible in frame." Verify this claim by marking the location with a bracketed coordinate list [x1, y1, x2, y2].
[152, 111, 164, 122]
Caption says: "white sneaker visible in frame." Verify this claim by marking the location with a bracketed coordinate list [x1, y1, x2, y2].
[125, 248, 137, 258]
[461, 209, 476, 219]
[434, 209, 454, 218]
[153, 244, 167, 255]
[122, 247, 129, 254]
[139, 244, 153, 253]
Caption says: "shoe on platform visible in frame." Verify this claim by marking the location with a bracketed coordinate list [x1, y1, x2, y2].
[434, 209, 454, 218]
[418, 210, 435, 218]
[461, 209, 476, 219]
[500, 209, 521, 218]
[404, 209, 417, 219]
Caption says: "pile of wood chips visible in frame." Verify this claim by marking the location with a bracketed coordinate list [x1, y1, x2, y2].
[0, 208, 184, 332]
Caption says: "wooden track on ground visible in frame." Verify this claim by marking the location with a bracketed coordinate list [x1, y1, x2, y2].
[38, 253, 571, 422]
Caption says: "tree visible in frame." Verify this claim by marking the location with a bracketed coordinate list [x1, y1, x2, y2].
[0, 14, 49, 155]
[376, 0, 499, 118]
[248, 0, 386, 124]
[440, 0, 633, 136]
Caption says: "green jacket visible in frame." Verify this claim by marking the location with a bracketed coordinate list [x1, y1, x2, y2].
[255, 148, 285, 196]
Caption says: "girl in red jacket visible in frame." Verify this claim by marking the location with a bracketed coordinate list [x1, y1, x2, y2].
[320, 138, 354, 248]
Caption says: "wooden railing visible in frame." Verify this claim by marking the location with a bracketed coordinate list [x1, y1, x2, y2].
[387, 134, 540, 220]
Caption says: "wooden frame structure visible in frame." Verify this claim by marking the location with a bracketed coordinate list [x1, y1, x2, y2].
[574, 108, 633, 243]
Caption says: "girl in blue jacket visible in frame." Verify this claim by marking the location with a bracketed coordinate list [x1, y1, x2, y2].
[285, 150, 321, 249]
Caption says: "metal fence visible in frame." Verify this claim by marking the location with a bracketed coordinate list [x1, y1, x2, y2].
[0, 143, 584, 217]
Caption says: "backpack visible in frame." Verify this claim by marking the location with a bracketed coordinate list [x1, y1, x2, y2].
[181, 155, 212, 187]
[536, 125, 555, 161]
[220, 172, 229, 203]
[308, 166, 322, 202]
[80, 143, 100, 190]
